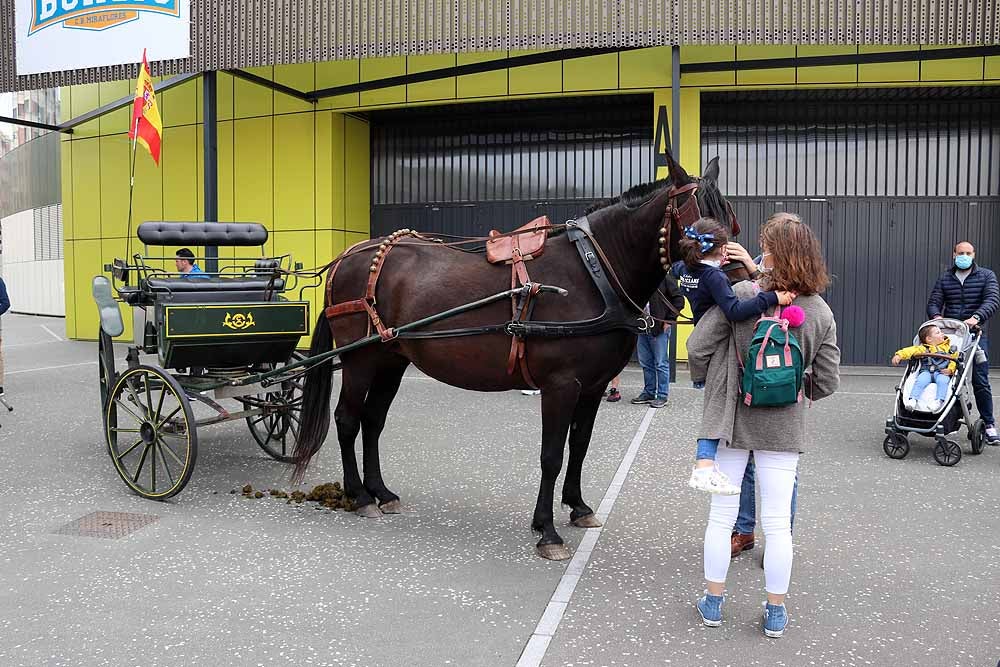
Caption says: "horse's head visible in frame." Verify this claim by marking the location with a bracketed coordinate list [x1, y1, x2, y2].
[658, 151, 743, 281]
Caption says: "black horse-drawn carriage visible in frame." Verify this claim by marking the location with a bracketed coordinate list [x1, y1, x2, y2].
[94, 222, 313, 499]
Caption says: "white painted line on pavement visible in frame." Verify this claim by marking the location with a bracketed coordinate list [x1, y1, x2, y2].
[7, 360, 96, 375]
[516, 406, 657, 667]
[39, 324, 64, 342]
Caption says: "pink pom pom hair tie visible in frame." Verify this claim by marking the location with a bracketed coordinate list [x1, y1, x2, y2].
[783, 305, 806, 328]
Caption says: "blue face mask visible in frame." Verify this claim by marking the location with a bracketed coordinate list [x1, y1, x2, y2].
[955, 255, 974, 270]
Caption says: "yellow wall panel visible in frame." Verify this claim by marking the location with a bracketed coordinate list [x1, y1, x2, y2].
[619, 46, 671, 89]
[233, 117, 274, 228]
[235, 66, 274, 119]
[330, 114, 346, 231]
[508, 51, 561, 95]
[63, 243, 76, 338]
[564, 53, 618, 91]
[797, 64, 857, 84]
[316, 59, 361, 110]
[274, 113, 316, 231]
[217, 72, 235, 121]
[361, 57, 406, 107]
[314, 112, 333, 232]
[735, 45, 796, 85]
[195, 125, 204, 217]
[921, 54, 984, 81]
[987, 56, 1000, 80]
[344, 116, 370, 235]
[98, 135, 131, 239]
[217, 120, 235, 221]
[681, 46, 736, 86]
[161, 125, 200, 222]
[60, 141, 74, 239]
[160, 77, 199, 128]
[457, 52, 508, 98]
[652, 88, 701, 180]
[858, 46, 920, 82]
[70, 83, 101, 138]
[346, 231, 369, 250]
[407, 54, 457, 102]
[72, 239, 102, 340]
[274, 63, 316, 115]
[59, 87, 72, 124]
[71, 138, 102, 239]
[98, 79, 131, 136]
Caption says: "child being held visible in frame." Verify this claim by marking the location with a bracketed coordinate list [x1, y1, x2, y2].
[673, 217, 796, 495]
[892, 323, 958, 412]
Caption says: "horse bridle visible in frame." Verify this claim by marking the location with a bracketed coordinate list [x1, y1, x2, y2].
[657, 180, 741, 271]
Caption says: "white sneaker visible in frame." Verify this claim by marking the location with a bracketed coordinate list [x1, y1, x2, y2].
[903, 397, 918, 410]
[930, 399, 944, 412]
[521, 389, 541, 396]
[688, 466, 741, 495]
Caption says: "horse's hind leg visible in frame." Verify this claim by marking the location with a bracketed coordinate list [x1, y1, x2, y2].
[334, 359, 379, 517]
[562, 390, 603, 528]
[360, 357, 409, 514]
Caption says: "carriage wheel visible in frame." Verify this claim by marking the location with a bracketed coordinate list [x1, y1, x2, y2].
[969, 419, 986, 455]
[882, 433, 910, 459]
[933, 438, 962, 467]
[105, 365, 198, 499]
[244, 352, 305, 463]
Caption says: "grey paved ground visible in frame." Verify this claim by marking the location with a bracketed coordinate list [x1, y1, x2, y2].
[0, 314, 998, 666]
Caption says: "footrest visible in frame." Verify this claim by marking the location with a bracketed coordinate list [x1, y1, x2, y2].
[92, 276, 124, 338]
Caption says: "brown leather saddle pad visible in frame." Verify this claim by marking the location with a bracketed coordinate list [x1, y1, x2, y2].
[486, 216, 550, 264]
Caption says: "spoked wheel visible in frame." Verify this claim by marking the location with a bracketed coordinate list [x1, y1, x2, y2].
[933, 438, 962, 467]
[244, 352, 305, 463]
[883, 433, 910, 459]
[969, 419, 986, 455]
[105, 365, 198, 499]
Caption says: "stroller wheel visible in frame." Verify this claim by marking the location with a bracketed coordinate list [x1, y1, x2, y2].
[933, 439, 962, 467]
[970, 419, 986, 455]
[883, 433, 910, 459]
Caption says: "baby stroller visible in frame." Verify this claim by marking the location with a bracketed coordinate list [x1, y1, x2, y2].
[883, 318, 987, 466]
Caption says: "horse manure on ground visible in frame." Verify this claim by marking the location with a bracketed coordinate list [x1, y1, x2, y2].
[233, 482, 354, 511]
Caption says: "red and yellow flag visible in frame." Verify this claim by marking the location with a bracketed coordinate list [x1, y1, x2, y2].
[129, 49, 163, 166]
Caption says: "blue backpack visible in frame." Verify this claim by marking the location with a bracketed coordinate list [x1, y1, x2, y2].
[739, 308, 805, 408]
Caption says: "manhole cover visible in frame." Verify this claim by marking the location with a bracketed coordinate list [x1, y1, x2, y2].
[54, 511, 158, 539]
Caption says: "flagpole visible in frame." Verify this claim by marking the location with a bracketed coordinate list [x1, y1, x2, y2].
[126, 116, 139, 262]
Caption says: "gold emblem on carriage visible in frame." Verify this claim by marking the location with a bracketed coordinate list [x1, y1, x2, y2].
[223, 312, 256, 330]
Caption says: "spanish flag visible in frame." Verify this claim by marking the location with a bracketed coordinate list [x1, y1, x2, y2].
[129, 49, 163, 166]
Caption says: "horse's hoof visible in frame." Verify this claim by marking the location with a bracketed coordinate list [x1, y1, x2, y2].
[355, 503, 382, 519]
[571, 514, 602, 528]
[536, 543, 572, 561]
[379, 499, 402, 514]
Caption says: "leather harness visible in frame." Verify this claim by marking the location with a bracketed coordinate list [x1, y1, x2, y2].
[320, 182, 733, 387]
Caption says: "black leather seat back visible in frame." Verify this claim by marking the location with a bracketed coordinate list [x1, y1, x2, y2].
[145, 277, 285, 293]
[137, 221, 268, 247]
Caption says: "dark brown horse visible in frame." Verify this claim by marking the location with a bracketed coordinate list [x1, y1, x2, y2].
[293, 150, 740, 560]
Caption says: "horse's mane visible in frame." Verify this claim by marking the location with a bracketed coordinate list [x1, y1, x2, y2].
[583, 178, 673, 215]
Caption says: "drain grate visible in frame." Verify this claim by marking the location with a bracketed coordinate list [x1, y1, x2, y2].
[54, 511, 159, 539]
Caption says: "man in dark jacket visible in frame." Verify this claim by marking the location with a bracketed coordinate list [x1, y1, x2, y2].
[631, 273, 685, 409]
[927, 241, 1000, 444]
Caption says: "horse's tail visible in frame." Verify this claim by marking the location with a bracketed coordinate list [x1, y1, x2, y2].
[293, 313, 335, 481]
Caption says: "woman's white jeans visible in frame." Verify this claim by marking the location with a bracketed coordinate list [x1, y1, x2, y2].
[704, 447, 800, 595]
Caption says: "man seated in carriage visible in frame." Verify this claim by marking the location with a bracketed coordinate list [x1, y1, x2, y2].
[174, 248, 211, 279]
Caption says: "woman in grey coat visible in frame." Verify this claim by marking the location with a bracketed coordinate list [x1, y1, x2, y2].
[686, 213, 841, 638]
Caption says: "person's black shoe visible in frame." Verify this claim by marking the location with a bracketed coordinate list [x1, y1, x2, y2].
[0, 386, 5, 396]
[606, 388, 622, 403]
[630, 393, 654, 405]
[649, 396, 668, 408]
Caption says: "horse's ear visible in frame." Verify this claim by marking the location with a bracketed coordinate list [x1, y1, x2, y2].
[702, 156, 720, 183]
[664, 146, 691, 185]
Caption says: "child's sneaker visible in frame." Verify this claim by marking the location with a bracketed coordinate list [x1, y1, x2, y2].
[762, 602, 788, 638]
[696, 593, 724, 627]
[606, 388, 621, 403]
[903, 397, 917, 410]
[688, 466, 740, 495]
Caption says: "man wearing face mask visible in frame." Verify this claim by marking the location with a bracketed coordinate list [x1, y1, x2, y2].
[927, 241, 1000, 444]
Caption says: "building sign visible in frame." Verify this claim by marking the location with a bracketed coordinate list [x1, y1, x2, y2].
[15, 0, 189, 76]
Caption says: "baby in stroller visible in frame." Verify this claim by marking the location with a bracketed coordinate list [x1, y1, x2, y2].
[891, 323, 959, 412]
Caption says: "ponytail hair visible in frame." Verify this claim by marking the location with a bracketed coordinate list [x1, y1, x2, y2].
[678, 217, 730, 268]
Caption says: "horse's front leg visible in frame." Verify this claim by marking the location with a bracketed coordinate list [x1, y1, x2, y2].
[532, 381, 581, 561]
[561, 390, 603, 528]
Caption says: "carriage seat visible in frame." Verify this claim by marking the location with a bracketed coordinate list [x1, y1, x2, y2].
[486, 216, 550, 264]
